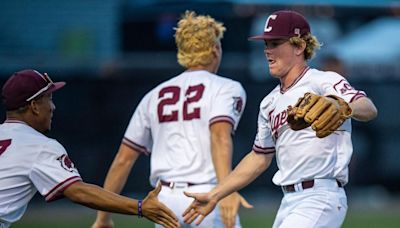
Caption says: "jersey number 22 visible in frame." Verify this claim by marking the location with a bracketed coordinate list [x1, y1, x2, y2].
[158, 84, 205, 123]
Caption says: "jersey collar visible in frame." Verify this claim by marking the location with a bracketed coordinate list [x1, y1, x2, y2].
[280, 66, 310, 94]
[4, 118, 28, 125]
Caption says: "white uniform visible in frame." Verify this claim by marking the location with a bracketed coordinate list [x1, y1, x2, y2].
[123, 70, 246, 227]
[0, 120, 81, 228]
[253, 68, 366, 228]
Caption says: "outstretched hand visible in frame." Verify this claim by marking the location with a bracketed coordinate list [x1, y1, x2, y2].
[182, 191, 218, 226]
[142, 183, 180, 228]
[219, 192, 253, 228]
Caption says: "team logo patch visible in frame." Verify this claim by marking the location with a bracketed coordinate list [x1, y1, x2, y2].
[233, 97, 243, 116]
[57, 154, 77, 172]
[333, 79, 356, 96]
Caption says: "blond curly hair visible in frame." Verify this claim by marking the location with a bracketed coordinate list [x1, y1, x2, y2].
[289, 34, 321, 60]
[174, 11, 226, 68]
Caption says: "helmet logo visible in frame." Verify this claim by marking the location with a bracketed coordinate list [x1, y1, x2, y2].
[264, 14, 277, 32]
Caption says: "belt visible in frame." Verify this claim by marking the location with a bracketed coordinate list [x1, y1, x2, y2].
[282, 179, 343, 193]
[160, 180, 197, 188]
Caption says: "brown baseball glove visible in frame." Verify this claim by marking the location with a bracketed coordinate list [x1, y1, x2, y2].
[287, 92, 353, 138]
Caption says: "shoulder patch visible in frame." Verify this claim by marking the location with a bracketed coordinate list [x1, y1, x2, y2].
[57, 154, 77, 172]
[333, 79, 356, 96]
[233, 96, 244, 116]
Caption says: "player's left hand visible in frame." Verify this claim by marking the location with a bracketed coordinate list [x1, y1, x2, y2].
[219, 192, 253, 228]
[287, 92, 352, 138]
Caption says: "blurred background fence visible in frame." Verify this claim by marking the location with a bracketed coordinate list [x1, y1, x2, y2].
[1, 0, 400, 226]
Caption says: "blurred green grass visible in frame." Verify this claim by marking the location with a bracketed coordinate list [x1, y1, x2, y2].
[12, 206, 400, 228]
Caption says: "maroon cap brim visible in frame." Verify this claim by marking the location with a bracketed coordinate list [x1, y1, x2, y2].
[248, 34, 291, 41]
[45, 82, 66, 95]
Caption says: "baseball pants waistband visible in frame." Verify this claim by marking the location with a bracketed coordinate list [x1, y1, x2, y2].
[159, 180, 212, 189]
[281, 179, 343, 193]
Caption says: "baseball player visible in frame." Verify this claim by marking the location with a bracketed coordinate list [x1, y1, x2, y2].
[92, 11, 251, 228]
[0, 69, 179, 228]
[182, 10, 378, 228]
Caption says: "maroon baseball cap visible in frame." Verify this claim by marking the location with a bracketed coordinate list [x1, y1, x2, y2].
[2, 69, 66, 110]
[249, 10, 311, 40]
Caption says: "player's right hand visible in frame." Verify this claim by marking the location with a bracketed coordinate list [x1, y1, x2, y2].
[182, 191, 218, 226]
[142, 182, 180, 228]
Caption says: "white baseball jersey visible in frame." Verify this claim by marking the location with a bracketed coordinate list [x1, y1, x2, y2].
[0, 119, 81, 226]
[253, 67, 366, 186]
[123, 70, 246, 186]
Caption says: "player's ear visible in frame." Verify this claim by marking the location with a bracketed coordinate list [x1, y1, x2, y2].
[212, 42, 221, 57]
[212, 45, 218, 57]
[294, 39, 306, 56]
[29, 99, 41, 115]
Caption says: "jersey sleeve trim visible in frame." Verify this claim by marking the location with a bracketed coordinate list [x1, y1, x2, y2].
[122, 137, 150, 155]
[253, 144, 276, 154]
[209, 116, 235, 128]
[349, 91, 367, 103]
[44, 176, 82, 202]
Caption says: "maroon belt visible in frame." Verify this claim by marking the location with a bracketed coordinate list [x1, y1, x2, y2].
[160, 180, 197, 188]
[282, 179, 343, 193]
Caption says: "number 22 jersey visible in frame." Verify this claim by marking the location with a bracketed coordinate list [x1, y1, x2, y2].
[123, 70, 246, 186]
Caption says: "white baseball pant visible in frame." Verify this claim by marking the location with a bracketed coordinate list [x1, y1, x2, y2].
[273, 179, 347, 228]
[156, 182, 241, 228]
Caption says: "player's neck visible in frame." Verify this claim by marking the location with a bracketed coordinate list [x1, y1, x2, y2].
[6, 113, 31, 127]
[186, 67, 214, 74]
[186, 62, 218, 74]
[6, 112, 43, 133]
[280, 64, 308, 91]
[6, 112, 26, 121]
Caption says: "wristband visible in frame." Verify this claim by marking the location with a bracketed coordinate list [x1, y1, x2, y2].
[138, 200, 143, 218]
